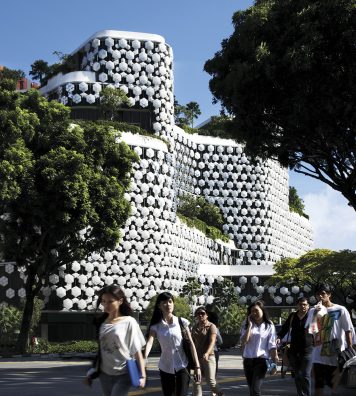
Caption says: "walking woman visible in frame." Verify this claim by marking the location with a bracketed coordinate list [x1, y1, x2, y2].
[240, 300, 278, 396]
[86, 284, 146, 396]
[144, 291, 201, 396]
[191, 306, 224, 396]
[277, 297, 313, 396]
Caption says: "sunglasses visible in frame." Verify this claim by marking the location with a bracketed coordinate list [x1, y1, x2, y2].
[195, 312, 206, 316]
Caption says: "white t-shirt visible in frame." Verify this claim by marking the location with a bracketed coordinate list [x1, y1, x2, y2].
[240, 320, 276, 359]
[306, 304, 353, 366]
[150, 316, 190, 374]
[100, 316, 146, 375]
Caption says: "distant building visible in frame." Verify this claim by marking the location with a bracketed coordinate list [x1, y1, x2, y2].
[0, 65, 39, 91]
[16, 77, 39, 92]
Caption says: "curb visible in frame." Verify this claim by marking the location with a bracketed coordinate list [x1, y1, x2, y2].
[0, 352, 96, 360]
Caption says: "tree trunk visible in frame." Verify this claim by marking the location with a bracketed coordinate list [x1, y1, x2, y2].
[15, 269, 38, 354]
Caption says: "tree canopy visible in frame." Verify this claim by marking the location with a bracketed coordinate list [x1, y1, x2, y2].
[205, 0, 356, 211]
[197, 115, 234, 138]
[30, 52, 78, 86]
[174, 98, 201, 129]
[289, 186, 308, 218]
[29, 60, 50, 85]
[269, 249, 356, 307]
[99, 86, 132, 121]
[0, 77, 137, 352]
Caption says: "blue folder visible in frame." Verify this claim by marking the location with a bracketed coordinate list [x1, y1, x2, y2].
[127, 358, 141, 387]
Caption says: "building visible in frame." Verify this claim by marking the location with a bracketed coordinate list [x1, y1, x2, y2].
[0, 30, 313, 340]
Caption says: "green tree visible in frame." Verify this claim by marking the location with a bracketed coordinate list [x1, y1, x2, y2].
[181, 278, 202, 301]
[289, 186, 308, 218]
[197, 115, 234, 138]
[0, 304, 22, 334]
[0, 67, 25, 82]
[29, 60, 50, 85]
[174, 96, 189, 126]
[218, 303, 245, 335]
[173, 98, 201, 129]
[0, 83, 137, 353]
[0, 67, 26, 92]
[185, 101, 201, 128]
[211, 278, 239, 308]
[100, 87, 132, 121]
[205, 0, 356, 211]
[142, 295, 191, 323]
[269, 249, 356, 306]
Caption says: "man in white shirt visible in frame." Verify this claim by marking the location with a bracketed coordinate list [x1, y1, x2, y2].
[306, 284, 354, 396]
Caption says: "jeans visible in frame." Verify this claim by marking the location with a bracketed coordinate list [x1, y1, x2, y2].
[243, 357, 268, 396]
[288, 352, 312, 396]
[159, 368, 190, 396]
[193, 354, 221, 396]
[99, 372, 132, 396]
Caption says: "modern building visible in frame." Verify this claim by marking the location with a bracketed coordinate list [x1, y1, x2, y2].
[0, 31, 313, 340]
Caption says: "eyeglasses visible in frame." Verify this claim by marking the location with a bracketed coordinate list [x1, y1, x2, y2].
[195, 312, 206, 317]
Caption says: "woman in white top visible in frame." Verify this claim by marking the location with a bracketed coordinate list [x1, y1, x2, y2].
[86, 284, 146, 396]
[240, 300, 278, 396]
[144, 291, 201, 396]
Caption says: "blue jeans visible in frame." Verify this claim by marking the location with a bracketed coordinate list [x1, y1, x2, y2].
[288, 352, 312, 396]
[99, 372, 132, 396]
[243, 357, 268, 396]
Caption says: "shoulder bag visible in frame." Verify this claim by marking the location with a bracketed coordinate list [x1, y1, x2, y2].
[282, 312, 295, 367]
[178, 317, 195, 370]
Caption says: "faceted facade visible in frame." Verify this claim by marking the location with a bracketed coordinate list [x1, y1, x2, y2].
[0, 30, 313, 314]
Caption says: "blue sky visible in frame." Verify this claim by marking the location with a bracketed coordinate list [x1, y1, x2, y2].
[1, 0, 355, 250]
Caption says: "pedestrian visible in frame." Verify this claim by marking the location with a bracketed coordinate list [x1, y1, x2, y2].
[306, 283, 354, 396]
[240, 300, 279, 396]
[277, 297, 313, 396]
[85, 284, 146, 396]
[144, 291, 201, 396]
[191, 306, 224, 396]
[208, 311, 223, 376]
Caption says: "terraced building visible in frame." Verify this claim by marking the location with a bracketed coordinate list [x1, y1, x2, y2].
[0, 31, 313, 338]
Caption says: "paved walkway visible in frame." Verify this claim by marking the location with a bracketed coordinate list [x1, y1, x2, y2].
[0, 349, 355, 395]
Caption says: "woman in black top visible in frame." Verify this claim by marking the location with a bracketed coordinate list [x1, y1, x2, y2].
[277, 297, 313, 396]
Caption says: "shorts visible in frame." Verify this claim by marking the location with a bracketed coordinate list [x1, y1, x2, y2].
[313, 363, 338, 389]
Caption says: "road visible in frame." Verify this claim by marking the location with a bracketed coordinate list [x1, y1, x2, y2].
[0, 350, 355, 395]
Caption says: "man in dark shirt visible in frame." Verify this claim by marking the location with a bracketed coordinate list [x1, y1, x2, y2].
[277, 297, 313, 396]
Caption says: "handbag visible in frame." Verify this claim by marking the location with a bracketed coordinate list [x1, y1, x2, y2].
[178, 317, 195, 370]
[282, 343, 291, 366]
[126, 358, 141, 387]
[281, 312, 295, 367]
[338, 347, 356, 371]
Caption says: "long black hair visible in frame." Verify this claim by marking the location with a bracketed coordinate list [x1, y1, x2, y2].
[245, 300, 272, 329]
[96, 284, 133, 316]
[147, 291, 174, 333]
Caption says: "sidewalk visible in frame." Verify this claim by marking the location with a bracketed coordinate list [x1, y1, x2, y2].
[1, 349, 355, 396]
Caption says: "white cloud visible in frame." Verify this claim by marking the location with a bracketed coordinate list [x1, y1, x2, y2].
[303, 187, 356, 251]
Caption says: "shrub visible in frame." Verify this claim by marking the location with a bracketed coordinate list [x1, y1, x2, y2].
[31, 339, 98, 354]
[218, 303, 246, 336]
